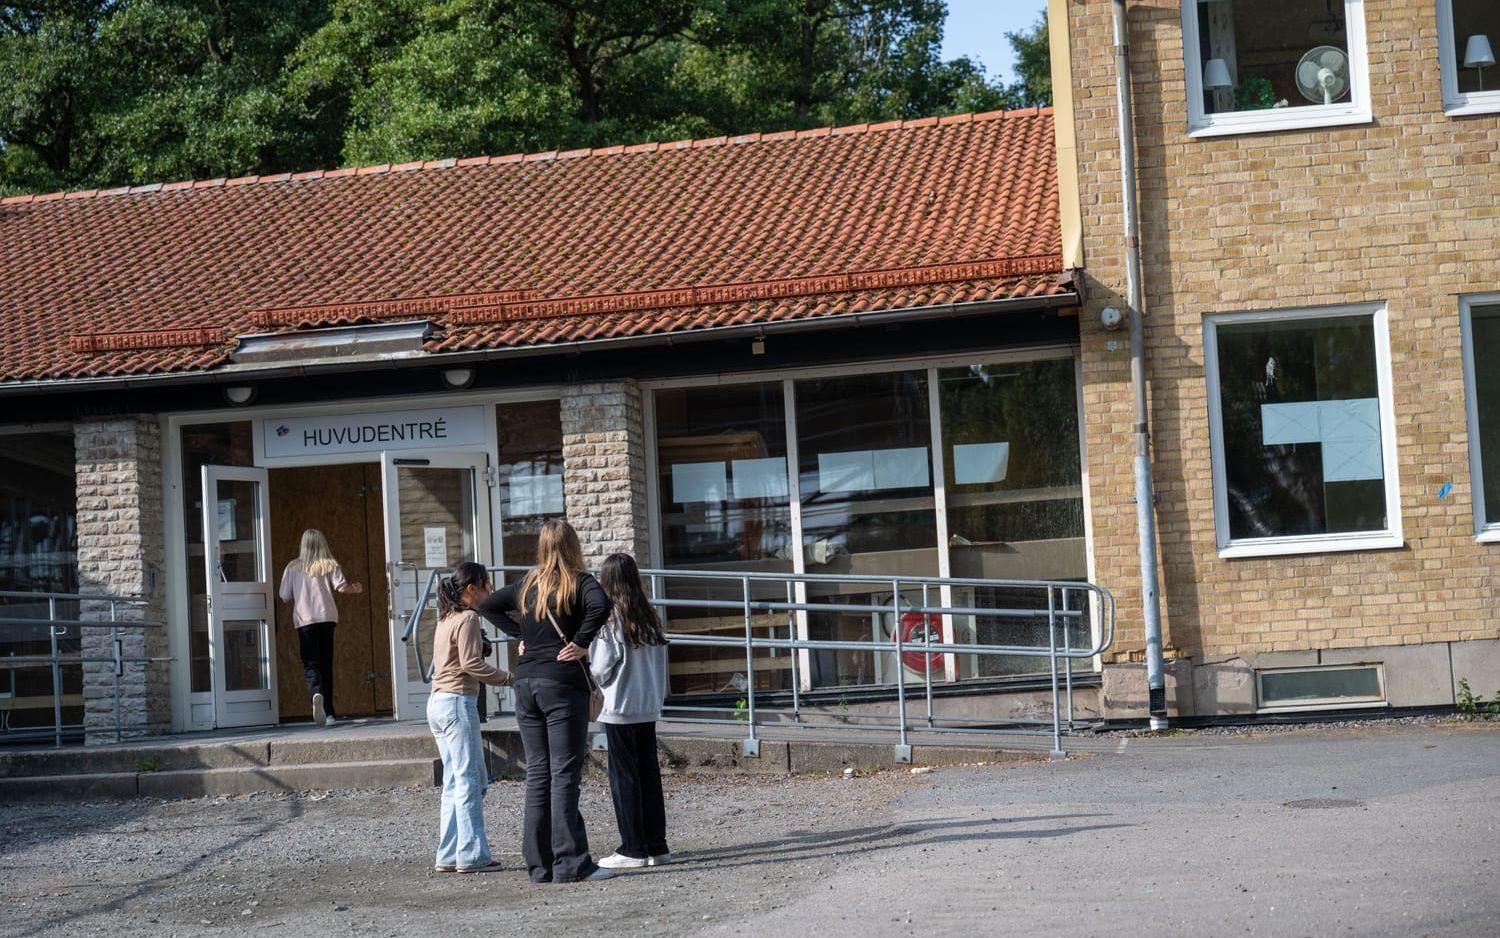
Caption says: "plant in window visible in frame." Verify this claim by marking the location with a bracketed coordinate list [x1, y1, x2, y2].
[1234, 76, 1277, 110]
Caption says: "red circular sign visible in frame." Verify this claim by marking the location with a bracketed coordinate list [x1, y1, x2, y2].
[899, 612, 946, 674]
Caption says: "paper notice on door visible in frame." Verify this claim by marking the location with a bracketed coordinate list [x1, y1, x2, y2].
[423, 527, 447, 568]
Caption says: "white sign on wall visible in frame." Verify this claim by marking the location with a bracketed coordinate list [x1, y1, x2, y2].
[423, 527, 448, 568]
[262, 405, 488, 459]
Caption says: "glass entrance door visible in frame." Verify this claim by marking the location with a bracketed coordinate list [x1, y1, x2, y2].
[200, 465, 279, 727]
[381, 452, 494, 720]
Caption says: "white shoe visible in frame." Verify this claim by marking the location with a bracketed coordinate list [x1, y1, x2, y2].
[311, 693, 326, 725]
[647, 853, 674, 866]
[324, 716, 337, 727]
[583, 867, 617, 881]
[598, 853, 649, 870]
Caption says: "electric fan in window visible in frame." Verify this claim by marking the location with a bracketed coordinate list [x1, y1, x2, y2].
[1297, 45, 1350, 105]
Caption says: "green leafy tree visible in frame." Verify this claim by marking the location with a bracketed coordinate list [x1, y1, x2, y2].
[1003, 9, 1050, 108]
[1, 0, 1046, 193]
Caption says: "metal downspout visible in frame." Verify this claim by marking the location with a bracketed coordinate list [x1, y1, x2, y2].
[1112, 0, 1168, 729]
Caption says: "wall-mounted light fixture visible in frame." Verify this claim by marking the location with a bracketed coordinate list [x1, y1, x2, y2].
[222, 384, 257, 406]
[750, 337, 766, 356]
[441, 366, 477, 389]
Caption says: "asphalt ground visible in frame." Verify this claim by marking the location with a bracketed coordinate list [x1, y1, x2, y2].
[2, 722, 1496, 937]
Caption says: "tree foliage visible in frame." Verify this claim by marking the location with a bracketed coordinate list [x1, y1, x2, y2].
[0, 0, 1053, 195]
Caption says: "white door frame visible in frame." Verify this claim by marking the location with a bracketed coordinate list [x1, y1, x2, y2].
[201, 465, 279, 728]
[381, 451, 495, 720]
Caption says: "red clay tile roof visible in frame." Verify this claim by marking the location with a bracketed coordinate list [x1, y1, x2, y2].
[0, 108, 1069, 385]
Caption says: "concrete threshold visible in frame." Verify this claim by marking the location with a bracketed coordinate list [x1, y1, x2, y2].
[0, 717, 1061, 803]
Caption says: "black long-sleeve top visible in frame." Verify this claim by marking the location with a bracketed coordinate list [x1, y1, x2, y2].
[476, 573, 610, 689]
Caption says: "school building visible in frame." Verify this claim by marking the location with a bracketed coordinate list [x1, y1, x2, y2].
[1, 0, 1496, 743]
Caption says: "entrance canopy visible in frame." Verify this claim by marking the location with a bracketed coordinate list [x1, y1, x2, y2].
[0, 108, 1072, 390]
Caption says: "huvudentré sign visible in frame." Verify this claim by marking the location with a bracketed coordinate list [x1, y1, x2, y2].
[262, 406, 488, 459]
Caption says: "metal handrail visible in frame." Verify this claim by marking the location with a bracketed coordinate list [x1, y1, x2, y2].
[0, 590, 165, 747]
[401, 563, 1113, 758]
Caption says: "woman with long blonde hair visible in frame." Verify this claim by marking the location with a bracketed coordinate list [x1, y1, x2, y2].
[277, 529, 363, 726]
[476, 519, 613, 883]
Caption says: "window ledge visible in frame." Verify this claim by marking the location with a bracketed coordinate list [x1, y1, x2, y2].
[1445, 98, 1500, 118]
[1188, 108, 1372, 138]
[1218, 532, 1403, 559]
[1477, 528, 1500, 544]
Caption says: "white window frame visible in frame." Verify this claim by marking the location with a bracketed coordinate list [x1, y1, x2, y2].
[1180, 0, 1372, 137]
[1437, 1, 1500, 116]
[1203, 302, 1403, 558]
[1460, 292, 1500, 541]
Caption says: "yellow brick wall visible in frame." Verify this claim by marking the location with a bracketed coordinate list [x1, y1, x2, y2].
[1063, 0, 1500, 662]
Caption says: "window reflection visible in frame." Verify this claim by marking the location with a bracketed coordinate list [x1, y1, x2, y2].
[796, 372, 937, 688]
[496, 401, 566, 568]
[938, 360, 1088, 677]
[656, 384, 793, 694]
[179, 421, 254, 695]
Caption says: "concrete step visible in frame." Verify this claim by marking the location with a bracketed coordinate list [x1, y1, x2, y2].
[0, 758, 440, 803]
[0, 720, 1054, 802]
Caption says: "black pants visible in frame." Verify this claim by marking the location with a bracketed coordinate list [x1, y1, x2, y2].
[604, 721, 669, 859]
[513, 677, 594, 883]
[296, 622, 337, 719]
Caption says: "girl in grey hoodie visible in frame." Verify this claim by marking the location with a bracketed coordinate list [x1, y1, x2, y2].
[590, 553, 671, 870]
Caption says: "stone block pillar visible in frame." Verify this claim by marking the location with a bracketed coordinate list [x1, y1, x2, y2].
[559, 381, 651, 566]
[74, 417, 169, 743]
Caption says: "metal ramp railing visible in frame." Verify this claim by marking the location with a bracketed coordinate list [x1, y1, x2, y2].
[402, 566, 1113, 759]
[0, 589, 164, 747]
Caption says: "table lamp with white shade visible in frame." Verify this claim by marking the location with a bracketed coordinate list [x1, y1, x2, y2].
[1465, 34, 1495, 90]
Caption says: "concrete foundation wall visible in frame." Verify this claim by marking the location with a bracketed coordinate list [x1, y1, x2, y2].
[1102, 638, 1500, 719]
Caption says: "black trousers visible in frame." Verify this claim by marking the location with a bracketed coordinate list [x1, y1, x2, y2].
[513, 677, 595, 883]
[604, 721, 669, 859]
[296, 622, 337, 718]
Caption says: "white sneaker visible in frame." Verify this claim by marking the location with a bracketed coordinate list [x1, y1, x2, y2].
[311, 693, 326, 725]
[598, 853, 649, 870]
[583, 867, 617, 881]
[324, 716, 337, 727]
[648, 853, 674, 866]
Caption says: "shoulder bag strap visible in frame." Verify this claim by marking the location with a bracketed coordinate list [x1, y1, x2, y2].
[544, 607, 598, 692]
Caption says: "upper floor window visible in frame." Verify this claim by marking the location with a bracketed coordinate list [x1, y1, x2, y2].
[1181, 0, 1371, 136]
[1437, 1, 1500, 115]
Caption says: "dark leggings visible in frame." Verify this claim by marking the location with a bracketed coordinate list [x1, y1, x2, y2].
[297, 622, 336, 718]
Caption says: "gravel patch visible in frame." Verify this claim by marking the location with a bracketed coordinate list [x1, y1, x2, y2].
[0, 770, 923, 937]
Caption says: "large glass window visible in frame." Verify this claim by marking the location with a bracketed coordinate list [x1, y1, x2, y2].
[0, 428, 80, 737]
[1206, 307, 1399, 555]
[655, 383, 793, 694]
[179, 421, 254, 694]
[496, 401, 566, 567]
[1438, 1, 1500, 114]
[938, 360, 1089, 677]
[1182, 0, 1370, 135]
[796, 371, 937, 688]
[651, 355, 1092, 695]
[1462, 299, 1500, 536]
